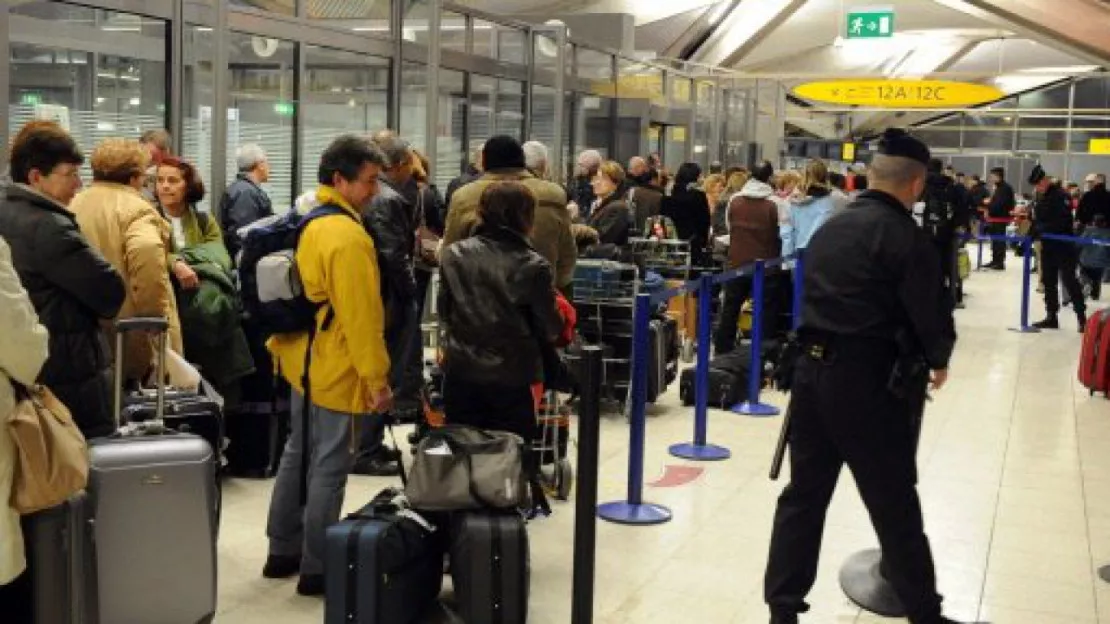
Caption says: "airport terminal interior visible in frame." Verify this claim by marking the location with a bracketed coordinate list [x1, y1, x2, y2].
[7, 0, 1110, 622]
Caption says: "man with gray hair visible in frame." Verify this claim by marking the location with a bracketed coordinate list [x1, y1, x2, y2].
[764, 129, 963, 624]
[351, 132, 418, 477]
[522, 140, 549, 179]
[218, 143, 273, 257]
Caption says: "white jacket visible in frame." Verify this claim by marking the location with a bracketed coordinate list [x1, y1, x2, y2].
[0, 236, 49, 584]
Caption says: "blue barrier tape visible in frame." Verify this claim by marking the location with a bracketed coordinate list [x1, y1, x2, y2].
[1041, 233, 1110, 247]
[649, 278, 701, 306]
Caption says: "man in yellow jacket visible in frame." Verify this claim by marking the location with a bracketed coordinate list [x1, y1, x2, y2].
[263, 135, 392, 596]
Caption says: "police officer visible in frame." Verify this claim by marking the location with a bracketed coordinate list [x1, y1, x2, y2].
[763, 130, 967, 624]
[1030, 164, 1087, 331]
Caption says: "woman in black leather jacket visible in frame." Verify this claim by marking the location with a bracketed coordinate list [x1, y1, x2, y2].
[437, 181, 563, 443]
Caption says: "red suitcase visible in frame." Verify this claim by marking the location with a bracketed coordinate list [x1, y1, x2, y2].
[1079, 309, 1110, 396]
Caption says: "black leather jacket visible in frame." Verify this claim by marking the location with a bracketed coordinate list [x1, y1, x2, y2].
[438, 225, 563, 387]
[218, 173, 273, 258]
[0, 184, 125, 438]
[363, 174, 417, 307]
[1033, 183, 1076, 246]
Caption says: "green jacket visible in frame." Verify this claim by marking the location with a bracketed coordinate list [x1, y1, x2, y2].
[176, 244, 254, 395]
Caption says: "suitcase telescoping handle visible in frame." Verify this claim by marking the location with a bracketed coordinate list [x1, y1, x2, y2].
[114, 317, 169, 427]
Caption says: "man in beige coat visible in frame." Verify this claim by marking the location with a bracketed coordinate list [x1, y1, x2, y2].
[0, 236, 49, 606]
[444, 136, 576, 292]
[70, 139, 183, 383]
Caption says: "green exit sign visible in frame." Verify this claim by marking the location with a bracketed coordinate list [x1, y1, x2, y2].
[846, 8, 894, 39]
[20, 92, 42, 106]
[273, 101, 295, 117]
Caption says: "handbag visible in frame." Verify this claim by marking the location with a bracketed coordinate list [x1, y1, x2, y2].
[6, 379, 89, 514]
[406, 424, 525, 511]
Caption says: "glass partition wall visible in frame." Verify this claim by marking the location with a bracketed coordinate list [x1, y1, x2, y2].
[1, 0, 715, 200]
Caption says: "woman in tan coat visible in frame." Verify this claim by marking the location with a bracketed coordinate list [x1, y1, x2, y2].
[70, 139, 182, 384]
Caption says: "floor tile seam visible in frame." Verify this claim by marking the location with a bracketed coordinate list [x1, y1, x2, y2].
[1075, 365, 1104, 618]
[975, 322, 1022, 621]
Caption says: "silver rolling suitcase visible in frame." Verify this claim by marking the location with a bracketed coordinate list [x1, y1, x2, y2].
[86, 317, 219, 624]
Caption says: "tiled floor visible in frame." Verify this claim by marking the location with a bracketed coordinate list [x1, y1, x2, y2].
[216, 263, 1110, 623]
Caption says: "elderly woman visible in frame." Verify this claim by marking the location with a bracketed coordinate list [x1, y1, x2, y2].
[69, 138, 183, 384]
[156, 157, 253, 402]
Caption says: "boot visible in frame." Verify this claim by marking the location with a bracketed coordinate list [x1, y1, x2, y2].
[1032, 315, 1059, 330]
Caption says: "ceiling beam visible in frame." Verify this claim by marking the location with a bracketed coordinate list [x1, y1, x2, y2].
[935, 0, 1110, 66]
[690, 0, 808, 68]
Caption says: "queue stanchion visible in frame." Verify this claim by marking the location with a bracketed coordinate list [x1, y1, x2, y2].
[734, 259, 781, 417]
[669, 274, 730, 461]
[571, 346, 603, 624]
[1010, 236, 1040, 334]
[597, 293, 672, 526]
[792, 250, 805, 331]
[975, 221, 985, 271]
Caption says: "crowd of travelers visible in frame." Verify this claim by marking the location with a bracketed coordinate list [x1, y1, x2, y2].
[1, 112, 1094, 613]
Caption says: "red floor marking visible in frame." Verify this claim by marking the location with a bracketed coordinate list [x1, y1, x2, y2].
[648, 465, 705, 488]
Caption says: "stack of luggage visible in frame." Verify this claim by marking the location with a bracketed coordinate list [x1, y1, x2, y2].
[326, 424, 531, 623]
[24, 318, 221, 624]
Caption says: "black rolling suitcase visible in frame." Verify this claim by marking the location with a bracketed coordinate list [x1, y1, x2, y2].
[449, 511, 529, 624]
[122, 383, 224, 469]
[324, 488, 444, 624]
[225, 320, 289, 477]
[22, 493, 94, 624]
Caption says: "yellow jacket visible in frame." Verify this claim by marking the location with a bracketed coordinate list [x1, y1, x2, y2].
[70, 182, 183, 381]
[267, 186, 390, 415]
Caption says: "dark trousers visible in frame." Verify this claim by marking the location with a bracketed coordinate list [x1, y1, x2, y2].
[443, 374, 538, 475]
[0, 568, 31, 623]
[986, 222, 1007, 267]
[714, 270, 781, 354]
[764, 341, 942, 623]
[355, 300, 418, 460]
[934, 238, 960, 305]
[1081, 265, 1104, 300]
[1042, 242, 1086, 316]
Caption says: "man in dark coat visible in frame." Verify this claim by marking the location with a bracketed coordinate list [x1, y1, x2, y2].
[1030, 165, 1087, 331]
[219, 143, 273, 259]
[984, 167, 1016, 270]
[1078, 173, 1110, 228]
[764, 129, 965, 624]
[0, 121, 126, 438]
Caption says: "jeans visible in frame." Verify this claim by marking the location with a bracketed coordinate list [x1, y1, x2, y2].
[355, 300, 417, 460]
[266, 390, 357, 576]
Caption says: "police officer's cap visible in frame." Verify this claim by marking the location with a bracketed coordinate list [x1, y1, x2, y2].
[1028, 164, 1046, 185]
[877, 128, 930, 167]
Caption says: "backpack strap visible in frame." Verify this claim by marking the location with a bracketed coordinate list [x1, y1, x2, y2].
[294, 203, 354, 506]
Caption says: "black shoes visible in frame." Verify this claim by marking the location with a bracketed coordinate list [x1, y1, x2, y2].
[769, 615, 798, 624]
[263, 555, 324, 596]
[296, 573, 325, 596]
[1032, 316, 1060, 330]
[262, 554, 300, 579]
[985, 262, 1006, 270]
[1079, 312, 1088, 333]
[351, 447, 402, 476]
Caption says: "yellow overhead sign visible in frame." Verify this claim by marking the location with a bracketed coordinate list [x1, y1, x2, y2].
[792, 79, 1004, 108]
[841, 142, 856, 162]
[1090, 139, 1110, 155]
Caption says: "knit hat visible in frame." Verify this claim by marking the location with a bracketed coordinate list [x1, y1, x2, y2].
[482, 135, 526, 170]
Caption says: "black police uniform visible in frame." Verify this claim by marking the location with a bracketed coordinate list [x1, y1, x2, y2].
[1032, 179, 1086, 323]
[764, 189, 956, 623]
[984, 179, 1016, 269]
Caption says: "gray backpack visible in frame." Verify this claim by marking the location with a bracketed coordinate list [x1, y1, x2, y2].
[405, 425, 525, 511]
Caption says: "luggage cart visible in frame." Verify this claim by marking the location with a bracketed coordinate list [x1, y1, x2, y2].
[534, 389, 574, 501]
[570, 260, 640, 414]
[627, 238, 692, 281]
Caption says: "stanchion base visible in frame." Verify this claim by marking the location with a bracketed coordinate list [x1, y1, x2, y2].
[1009, 326, 1042, 334]
[668, 442, 731, 461]
[597, 501, 672, 525]
[732, 401, 781, 417]
[1099, 564, 1110, 584]
[839, 548, 906, 617]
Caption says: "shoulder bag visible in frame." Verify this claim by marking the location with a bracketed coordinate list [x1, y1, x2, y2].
[6, 379, 89, 514]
